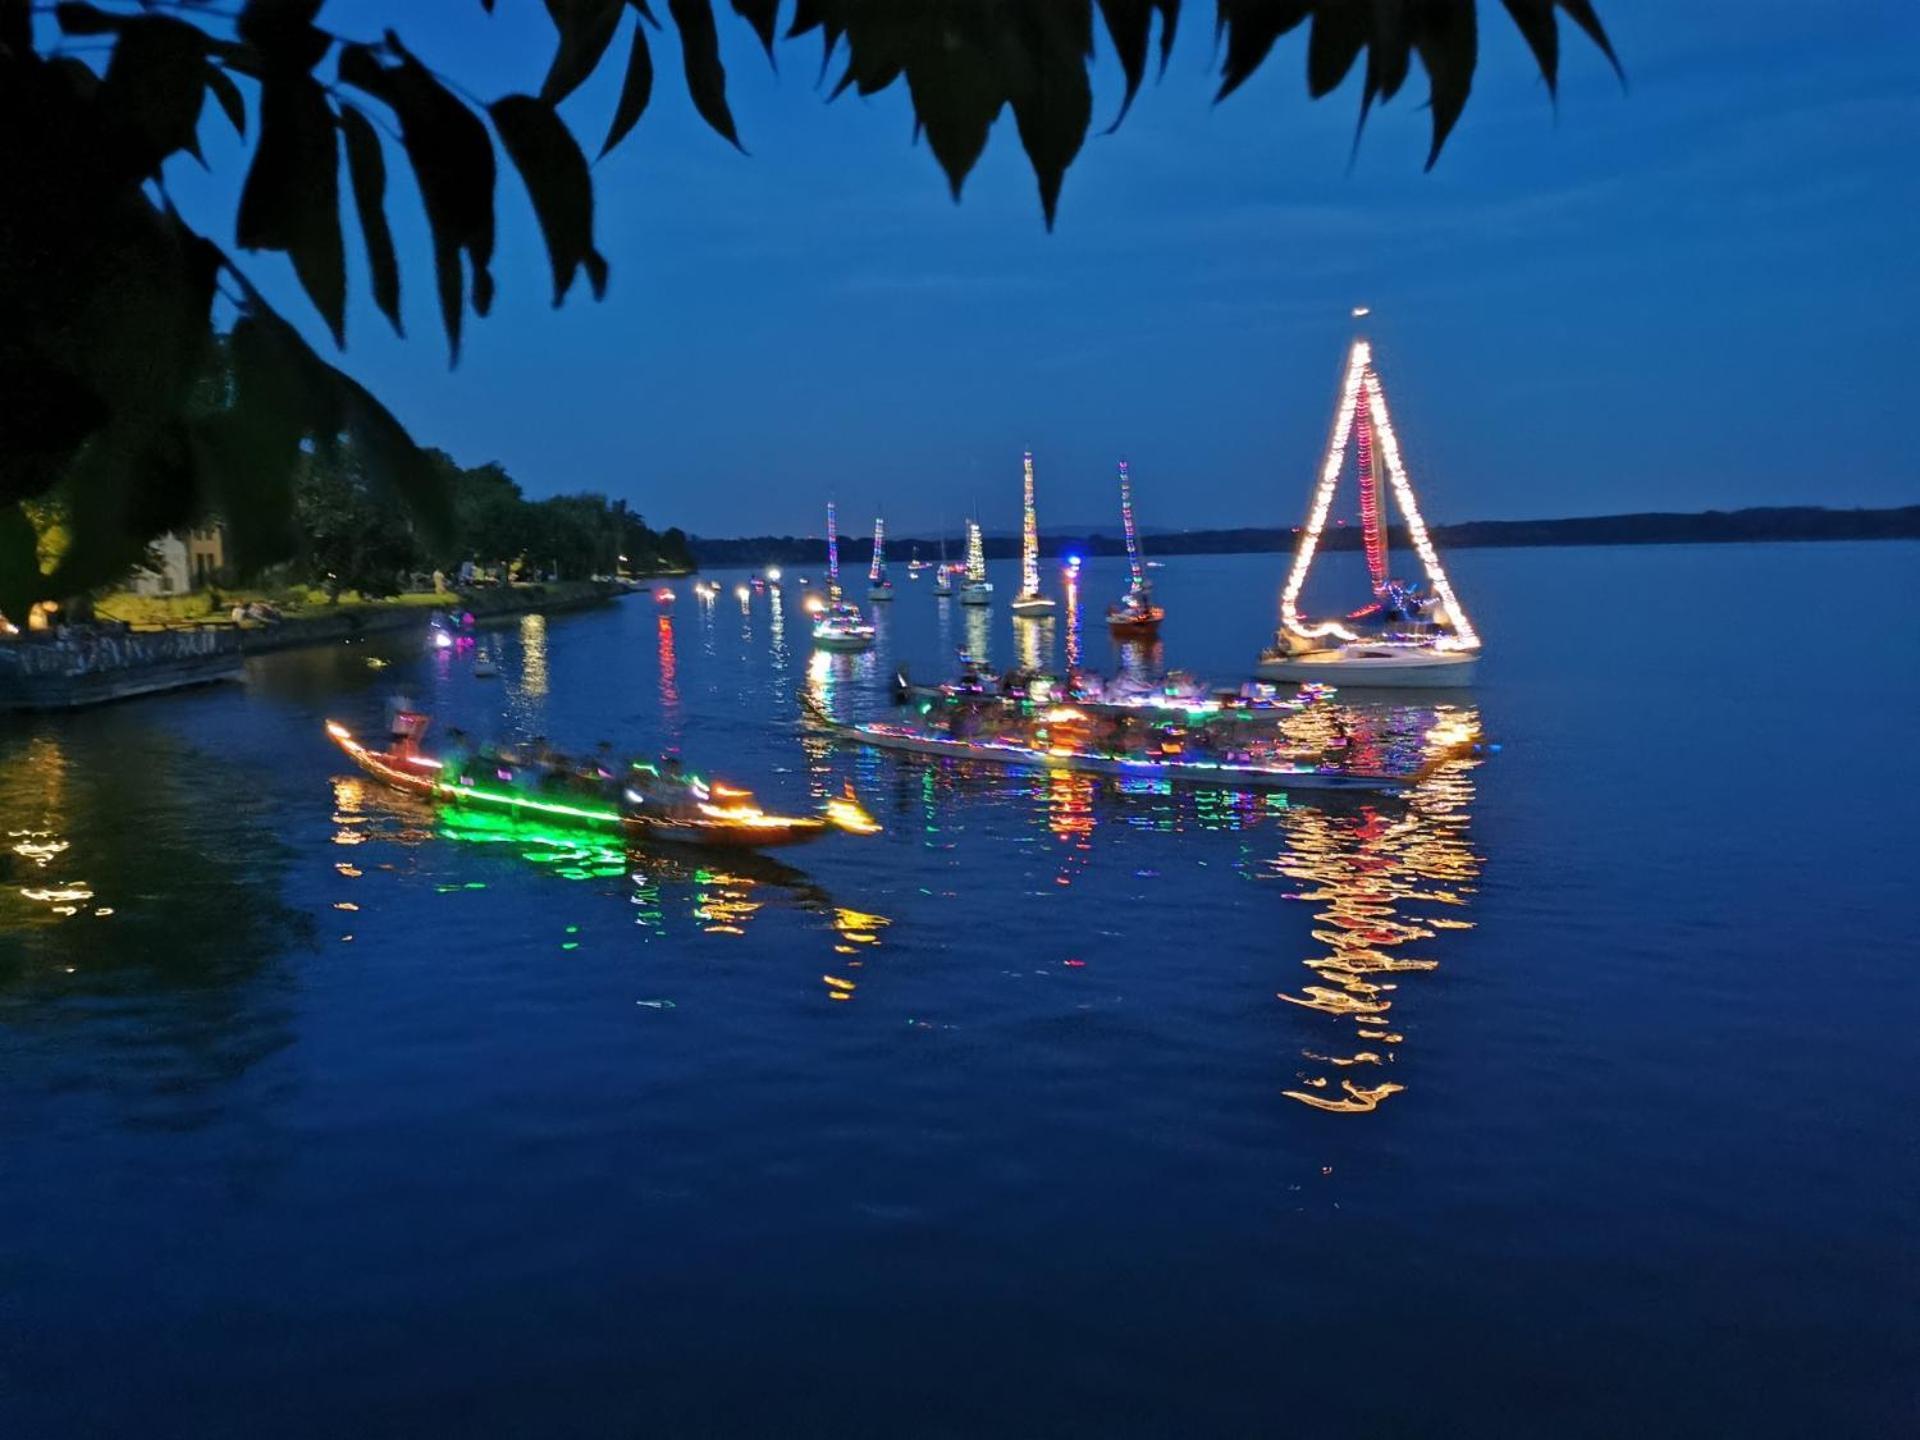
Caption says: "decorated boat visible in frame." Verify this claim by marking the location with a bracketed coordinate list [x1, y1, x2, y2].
[959, 519, 993, 606]
[813, 500, 876, 651]
[868, 516, 894, 601]
[1257, 318, 1481, 688]
[328, 720, 877, 847]
[1010, 450, 1055, 616]
[1106, 459, 1164, 636]
[893, 662, 1331, 723]
[803, 694, 1402, 793]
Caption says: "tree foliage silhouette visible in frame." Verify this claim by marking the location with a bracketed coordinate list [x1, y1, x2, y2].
[0, 0, 1617, 620]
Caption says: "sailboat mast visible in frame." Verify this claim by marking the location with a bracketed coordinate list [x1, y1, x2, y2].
[870, 516, 886, 582]
[1356, 373, 1389, 594]
[966, 520, 985, 582]
[1119, 460, 1144, 590]
[1020, 450, 1040, 595]
[826, 500, 840, 598]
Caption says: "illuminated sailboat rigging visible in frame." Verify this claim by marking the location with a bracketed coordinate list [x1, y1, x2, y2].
[1258, 323, 1481, 687]
[813, 500, 875, 651]
[960, 518, 992, 606]
[868, 516, 893, 601]
[1011, 449, 1055, 616]
[1106, 460, 1163, 636]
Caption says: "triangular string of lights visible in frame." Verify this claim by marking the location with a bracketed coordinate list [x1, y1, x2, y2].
[1279, 316, 1480, 651]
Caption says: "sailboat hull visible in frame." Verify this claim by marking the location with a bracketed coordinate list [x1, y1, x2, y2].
[1010, 596, 1055, 616]
[1257, 647, 1477, 688]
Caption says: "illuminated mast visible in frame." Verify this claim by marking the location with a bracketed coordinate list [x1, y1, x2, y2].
[1020, 450, 1040, 596]
[1278, 314, 1479, 651]
[1119, 460, 1144, 594]
[1355, 397, 1389, 594]
[964, 519, 986, 582]
[869, 516, 886, 583]
[826, 500, 840, 601]
[1011, 449, 1055, 614]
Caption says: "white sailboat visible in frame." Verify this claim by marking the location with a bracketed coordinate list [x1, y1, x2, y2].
[959, 519, 992, 606]
[868, 516, 894, 601]
[1258, 321, 1481, 687]
[813, 500, 875, 651]
[1010, 449, 1055, 616]
[933, 531, 955, 597]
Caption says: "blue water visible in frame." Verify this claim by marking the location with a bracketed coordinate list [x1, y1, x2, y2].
[3, 543, 1916, 1436]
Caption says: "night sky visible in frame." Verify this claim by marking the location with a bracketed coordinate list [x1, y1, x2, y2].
[170, 3, 1919, 536]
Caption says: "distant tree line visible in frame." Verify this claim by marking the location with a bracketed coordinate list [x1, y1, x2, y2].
[292, 440, 691, 597]
[692, 506, 1920, 568]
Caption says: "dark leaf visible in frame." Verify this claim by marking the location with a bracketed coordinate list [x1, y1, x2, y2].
[489, 95, 608, 304]
[1215, 0, 1311, 101]
[1500, 0, 1558, 95]
[101, 15, 212, 173]
[1096, 0, 1151, 131]
[666, 0, 743, 148]
[901, 19, 1004, 199]
[341, 43, 497, 360]
[1305, 4, 1366, 98]
[1556, 0, 1623, 82]
[51, 1, 120, 37]
[1411, 1, 1477, 167]
[205, 61, 247, 135]
[600, 18, 655, 156]
[237, 72, 346, 345]
[732, 0, 779, 57]
[1008, 8, 1094, 228]
[235, 0, 330, 74]
[340, 104, 403, 335]
[541, 0, 625, 106]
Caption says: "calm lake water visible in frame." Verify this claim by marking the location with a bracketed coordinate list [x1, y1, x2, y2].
[3, 543, 1916, 1437]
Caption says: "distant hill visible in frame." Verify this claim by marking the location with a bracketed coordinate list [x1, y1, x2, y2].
[690, 505, 1920, 568]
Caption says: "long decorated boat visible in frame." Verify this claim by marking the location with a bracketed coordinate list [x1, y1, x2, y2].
[802, 697, 1406, 794]
[892, 664, 1331, 724]
[328, 720, 877, 848]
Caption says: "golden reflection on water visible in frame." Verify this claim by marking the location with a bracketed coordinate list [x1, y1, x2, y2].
[1014, 613, 1052, 672]
[962, 603, 991, 665]
[4, 734, 111, 925]
[1264, 710, 1482, 1114]
[822, 906, 891, 1001]
[1063, 565, 1082, 671]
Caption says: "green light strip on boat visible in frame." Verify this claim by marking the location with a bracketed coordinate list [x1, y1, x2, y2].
[437, 780, 623, 826]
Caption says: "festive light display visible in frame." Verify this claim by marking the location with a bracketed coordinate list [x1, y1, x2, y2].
[1355, 402, 1388, 592]
[825, 501, 840, 599]
[965, 519, 987, 583]
[1019, 450, 1042, 597]
[1279, 337, 1479, 651]
[869, 516, 887, 583]
[1118, 461, 1145, 592]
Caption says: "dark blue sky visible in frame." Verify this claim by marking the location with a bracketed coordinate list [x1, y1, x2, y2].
[175, 3, 1919, 536]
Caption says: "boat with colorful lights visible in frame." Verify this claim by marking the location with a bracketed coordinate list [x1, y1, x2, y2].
[1106, 459, 1164, 636]
[328, 718, 877, 848]
[801, 694, 1405, 793]
[1010, 451, 1055, 617]
[893, 661, 1333, 723]
[959, 519, 992, 605]
[932, 534, 955, 597]
[1257, 319, 1481, 688]
[813, 501, 876, 651]
[867, 516, 894, 601]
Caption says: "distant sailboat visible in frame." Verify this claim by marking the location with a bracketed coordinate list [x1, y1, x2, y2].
[813, 500, 875, 651]
[933, 531, 955, 597]
[960, 518, 992, 606]
[1106, 460, 1163, 636]
[868, 515, 894, 601]
[1257, 322, 1480, 687]
[1010, 449, 1055, 617]
[907, 544, 926, 575]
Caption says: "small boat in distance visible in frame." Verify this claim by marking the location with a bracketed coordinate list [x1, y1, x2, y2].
[1258, 323, 1481, 688]
[472, 648, 498, 678]
[813, 500, 876, 651]
[933, 533, 955, 596]
[1010, 450, 1055, 617]
[960, 519, 993, 606]
[868, 516, 894, 601]
[1106, 460, 1164, 637]
[907, 545, 927, 575]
